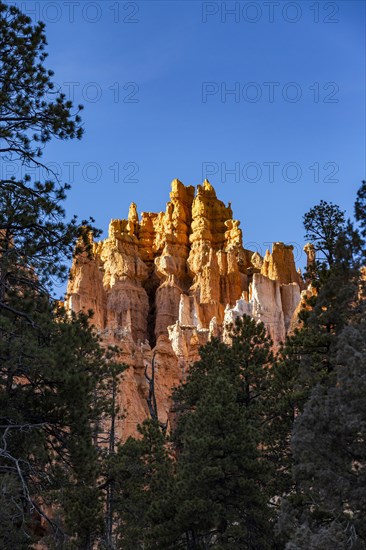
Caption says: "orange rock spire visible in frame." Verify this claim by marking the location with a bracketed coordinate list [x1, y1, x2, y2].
[66, 179, 304, 439]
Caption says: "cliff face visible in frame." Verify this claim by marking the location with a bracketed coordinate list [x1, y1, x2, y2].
[66, 179, 304, 439]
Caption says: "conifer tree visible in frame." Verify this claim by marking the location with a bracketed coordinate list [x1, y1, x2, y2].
[0, 2, 115, 546]
[166, 316, 278, 549]
[278, 182, 366, 548]
[0, 0, 97, 302]
[109, 317, 290, 549]
[279, 311, 366, 549]
[280, 197, 362, 411]
[108, 419, 174, 549]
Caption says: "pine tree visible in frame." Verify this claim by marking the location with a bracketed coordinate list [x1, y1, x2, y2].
[355, 180, 366, 270]
[0, 300, 119, 546]
[280, 197, 362, 410]
[108, 419, 174, 549]
[355, 180, 366, 240]
[278, 183, 366, 548]
[165, 316, 277, 549]
[303, 200, 346, 268]
[0, 0, 97, 302]
[0, 2, 117, 546]
[278, 314, 366, 549]
[108, 317, 290, 549]
[97, 360, 127, 549]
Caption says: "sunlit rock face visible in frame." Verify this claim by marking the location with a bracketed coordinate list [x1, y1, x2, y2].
[66, 179, 303, 439]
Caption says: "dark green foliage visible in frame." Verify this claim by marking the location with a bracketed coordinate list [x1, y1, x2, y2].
[108, 419, 174, 549]
[172, 366, 273, 549]
[158, 317, 279, 548]
[0, 1, 83, 155]
[282, 194, 362, 405]
[0, 295, 115, 546]
[355, 180, 366, 239]
[279, 319, 366, 549]
[0, 2, 120, 547]
[278, 184, 366, 549]
[0, 177, 97, 295]
[303, 200, 346, 268]
[355, 180, 366, 267]
[0, 0, 98, 297]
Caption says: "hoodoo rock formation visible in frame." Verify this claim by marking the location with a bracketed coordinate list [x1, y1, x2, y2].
[66, 179, 305, 439]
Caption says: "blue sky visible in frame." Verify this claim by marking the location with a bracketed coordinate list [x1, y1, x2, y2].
[8, 0, 365, 282]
